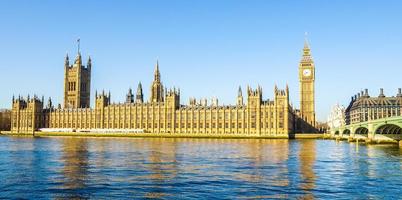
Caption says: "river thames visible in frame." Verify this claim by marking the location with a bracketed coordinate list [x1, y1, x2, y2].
[0, 136, 401, 199]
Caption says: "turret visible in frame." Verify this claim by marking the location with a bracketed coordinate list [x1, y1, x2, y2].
[237, 86, 244, 106]
[47, 97, 53, 109]
[397, 88, 402, 98]
[12, 95, 27, 110]
[165, 87, 180, 109]
[87, 56, 92, 70]
[247, 86, 262, 102]
[64, 54, 69, 67]
[274, 85, 289, 100]
[136, 82, 144, 103]
[126, 88, 134, 103]
[95, 90, 110, 108]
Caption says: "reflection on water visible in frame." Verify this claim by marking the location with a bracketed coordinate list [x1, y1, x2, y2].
[57, 138, 89, 199]
[0, 137, 401, 199]
[299, 140, 316, 199]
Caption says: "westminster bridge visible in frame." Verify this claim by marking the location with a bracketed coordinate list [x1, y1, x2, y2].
[330, 116, 402, 143]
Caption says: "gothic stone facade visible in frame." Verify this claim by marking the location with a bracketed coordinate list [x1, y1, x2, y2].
[11, 41, 317, 136]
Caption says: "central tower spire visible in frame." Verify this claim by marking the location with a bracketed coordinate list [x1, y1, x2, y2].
[150, 59, 164, 103]
[154, 59, 160, 82]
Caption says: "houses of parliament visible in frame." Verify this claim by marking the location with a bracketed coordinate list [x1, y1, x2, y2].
[10, 40, 317, 137]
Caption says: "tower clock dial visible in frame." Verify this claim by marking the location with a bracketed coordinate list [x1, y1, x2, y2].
[303, 69, 311, 77]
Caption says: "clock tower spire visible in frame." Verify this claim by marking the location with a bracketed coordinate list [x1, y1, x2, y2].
[299, 34, 316, 127]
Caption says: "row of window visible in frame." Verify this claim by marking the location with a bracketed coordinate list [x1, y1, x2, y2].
[350, 108, 401, 123]
[50, 121, 283, 129]
[69, 112, 282, 120]
[49, 116, 281, 125]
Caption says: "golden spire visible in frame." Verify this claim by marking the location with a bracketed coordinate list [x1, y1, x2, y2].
[303, 32, 311, 56]
[302, 33, 313, 61]
[304, 32, 310, 49]
[154, 59, 160, 82]
[155, 59, 159, 72]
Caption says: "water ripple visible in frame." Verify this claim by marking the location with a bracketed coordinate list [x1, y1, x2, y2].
[0, 136, 401, 199]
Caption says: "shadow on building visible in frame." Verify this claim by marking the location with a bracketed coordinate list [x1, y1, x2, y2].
[0, 109, 11, 131]
[289, 110, 320, 136]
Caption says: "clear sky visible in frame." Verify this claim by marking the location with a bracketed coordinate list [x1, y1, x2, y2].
[0, 0, 401, 121]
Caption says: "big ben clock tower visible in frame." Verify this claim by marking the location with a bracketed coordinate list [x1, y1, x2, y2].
[299, 37, 316, 127]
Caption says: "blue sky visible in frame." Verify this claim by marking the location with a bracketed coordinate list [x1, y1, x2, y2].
[0, 0, 401, 121]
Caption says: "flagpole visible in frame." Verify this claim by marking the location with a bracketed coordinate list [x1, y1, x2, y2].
[77, 38, 80, 54]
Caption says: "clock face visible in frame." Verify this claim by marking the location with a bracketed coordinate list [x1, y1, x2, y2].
[303, 69, 311, 77]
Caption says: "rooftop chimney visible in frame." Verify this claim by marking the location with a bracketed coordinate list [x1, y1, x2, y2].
[364, 89, 369, 97]
[379, 88, 385, 98]
[398, 88, 402, 97]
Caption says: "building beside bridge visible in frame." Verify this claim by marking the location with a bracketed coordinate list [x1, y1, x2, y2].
[10, 39, 318, 137]
[346, 88, 402, 125]
[330, 88, 402, 142]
